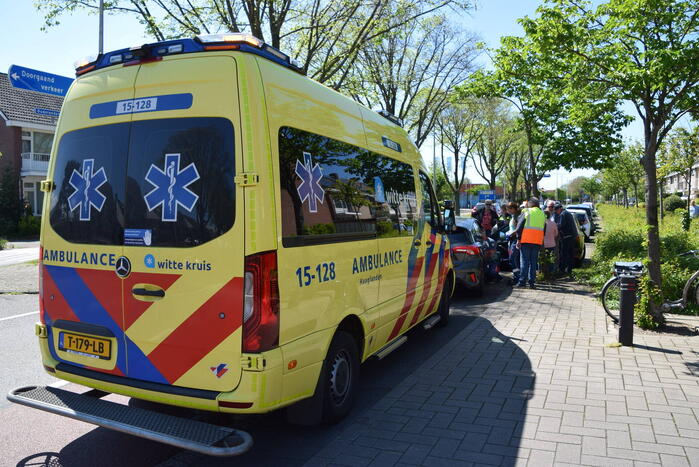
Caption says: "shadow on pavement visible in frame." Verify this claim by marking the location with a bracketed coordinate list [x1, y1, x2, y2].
[29, 281, 531, 466]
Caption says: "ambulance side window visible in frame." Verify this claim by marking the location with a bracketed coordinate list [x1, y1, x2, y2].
[372, 158, 417, 238]
[279, 127, 380, 247]
[278, 126, 419, 246]
[419, 172, 440, 228]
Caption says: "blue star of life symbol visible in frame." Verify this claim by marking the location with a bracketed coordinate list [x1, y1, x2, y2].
[295, 151, 324, 213]
[68, 159, 108, 221]
[144, 153, 200, 222]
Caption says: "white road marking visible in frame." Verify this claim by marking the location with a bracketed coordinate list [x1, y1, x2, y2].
[0, 247, 39, 267]
[49, 380, 71, 388]
[0, 311, 39, 322]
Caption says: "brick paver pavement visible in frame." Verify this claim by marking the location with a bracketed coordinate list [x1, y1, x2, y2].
[306, 281, 699, 466]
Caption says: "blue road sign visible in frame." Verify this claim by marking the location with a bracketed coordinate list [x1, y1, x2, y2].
[478, 190, 496, 202]
[8, 65, 73, 97]
[542, 173, 552, 178]
[34, 108, 60, 117]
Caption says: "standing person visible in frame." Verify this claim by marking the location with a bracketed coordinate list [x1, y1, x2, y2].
[516, 197, 546, 288]
[473, 199, 499, 237]
[554, 202, 576, 275]
[543, 210, 559, 277]
[691, 199, 699, 219]
[505, 201, 523, 286]
[545, 199, 556, 217]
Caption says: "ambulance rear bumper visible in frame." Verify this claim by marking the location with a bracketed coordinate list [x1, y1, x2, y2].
[7, 385, 253, 457]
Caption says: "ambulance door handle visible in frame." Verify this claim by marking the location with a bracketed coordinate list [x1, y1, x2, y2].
[133, 288, 164, 297]
[131, 284, 165, 301]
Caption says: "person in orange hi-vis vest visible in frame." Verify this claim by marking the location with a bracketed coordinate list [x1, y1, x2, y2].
[515, 197, 546, 289]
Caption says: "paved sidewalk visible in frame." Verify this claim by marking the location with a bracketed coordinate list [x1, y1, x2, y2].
[307, 282, 699, 466]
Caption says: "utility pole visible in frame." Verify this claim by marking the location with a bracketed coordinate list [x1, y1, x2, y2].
[98, 0, 104, 55]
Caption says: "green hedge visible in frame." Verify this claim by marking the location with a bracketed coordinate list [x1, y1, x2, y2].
[573, 204, 699, 323]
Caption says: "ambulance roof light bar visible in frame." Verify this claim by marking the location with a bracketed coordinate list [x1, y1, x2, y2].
[377, 110, 404, 127]
[73, 34, 304, 77]
[194, 33, 303, 73]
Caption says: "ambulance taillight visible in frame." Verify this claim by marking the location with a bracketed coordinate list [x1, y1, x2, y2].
[242, 251, 280, 352]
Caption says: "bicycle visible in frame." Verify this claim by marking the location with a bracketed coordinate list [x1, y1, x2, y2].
[600, 251, 699, 323]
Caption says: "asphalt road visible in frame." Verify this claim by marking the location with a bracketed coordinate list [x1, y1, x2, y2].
[0, 247, 40, 267]
[0, 279, 507, 467]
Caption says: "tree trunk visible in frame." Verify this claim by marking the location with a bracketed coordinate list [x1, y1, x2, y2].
[623, 188, 628, 208]
[634, 184, 639, 209]
[687, 170, 692, 211]
[523, 177, 532, 199]
[453, 190, 460, 212]
[642, 137, 663, 323]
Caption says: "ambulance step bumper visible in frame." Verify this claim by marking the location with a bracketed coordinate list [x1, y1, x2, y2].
[7, 385, 253, 457]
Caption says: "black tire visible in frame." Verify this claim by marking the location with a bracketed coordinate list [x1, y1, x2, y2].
[681, 270, 699, 307]
[600, 276, 640, 324]
[437, 275, 452, 327]
[574, 244, 586, 268]
[321, 331, 359, 424]
[473, 279, 484, 297]
[600, 276, 621, 323]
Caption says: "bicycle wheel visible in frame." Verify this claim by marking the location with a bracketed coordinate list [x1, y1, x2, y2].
[600, 276, 622, 323]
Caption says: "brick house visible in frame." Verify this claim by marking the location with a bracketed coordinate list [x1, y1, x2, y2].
[0, 72, 63, 216]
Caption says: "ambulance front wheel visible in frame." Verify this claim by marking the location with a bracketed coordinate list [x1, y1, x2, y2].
[322, 331, 360, 423]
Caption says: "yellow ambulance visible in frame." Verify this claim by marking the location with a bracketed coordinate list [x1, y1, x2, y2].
[12, 33, 453, 454]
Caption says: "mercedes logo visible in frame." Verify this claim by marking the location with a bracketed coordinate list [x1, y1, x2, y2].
[115, 256, 131, 278]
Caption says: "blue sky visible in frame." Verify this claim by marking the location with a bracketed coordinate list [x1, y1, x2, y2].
[0, 0, 650, 189]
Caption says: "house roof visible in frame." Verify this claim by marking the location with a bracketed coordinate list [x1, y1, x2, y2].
[0, 72, 64, 128]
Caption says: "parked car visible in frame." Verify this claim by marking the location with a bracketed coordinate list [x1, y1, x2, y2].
[572, 215, 586, 267]
[448, 219, 486, 296]
[566, 204, 597, 234]
[568, 209, 592, 242]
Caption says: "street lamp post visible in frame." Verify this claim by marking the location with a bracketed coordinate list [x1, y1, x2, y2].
[98, 0, 104, 55]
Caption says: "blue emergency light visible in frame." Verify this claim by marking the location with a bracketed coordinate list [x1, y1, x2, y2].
[74, 33, 304, 77]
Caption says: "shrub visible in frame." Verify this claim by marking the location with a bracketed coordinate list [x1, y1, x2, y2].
[665, 195, 685, 212]
[638, 202, 645, 208]
[17, 216, 41, 237]
[0, 237, 7, 250]
[0, 167, 20, 229]
[593, 229, 645, 262]
[575, 204, 699, 325]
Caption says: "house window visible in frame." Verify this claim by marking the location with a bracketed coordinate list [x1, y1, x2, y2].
[21, 131, 31, 154]
[33, 132, 53, 155]
[20, 130, 55, 156]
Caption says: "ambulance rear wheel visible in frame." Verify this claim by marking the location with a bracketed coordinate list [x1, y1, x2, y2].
[437, 275, 452, 327]
[322, 331, 359, 424]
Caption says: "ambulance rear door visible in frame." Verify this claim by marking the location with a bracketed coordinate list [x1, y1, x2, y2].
[120, 55, 244, 392]
[42, 66, 137, 378]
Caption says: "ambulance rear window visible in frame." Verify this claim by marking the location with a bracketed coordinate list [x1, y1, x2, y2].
[49, 118, 235, 247]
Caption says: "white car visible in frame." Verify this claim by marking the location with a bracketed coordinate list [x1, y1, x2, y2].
[567, 209, 592, 241]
